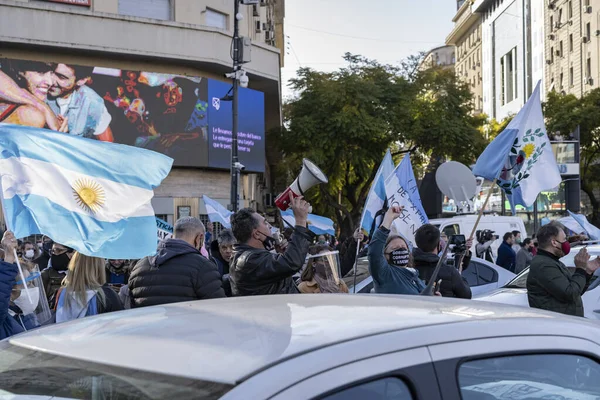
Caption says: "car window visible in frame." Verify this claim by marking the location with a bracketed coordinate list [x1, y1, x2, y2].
[443, 224, 460, 237]
[458, 354, 600, 400]
[475, 264, 497, 284]
[320, 377, 413, 400]
[462, 262, 480, 286]
[0, 343, 232, 400]
[505, 268, 528, 288]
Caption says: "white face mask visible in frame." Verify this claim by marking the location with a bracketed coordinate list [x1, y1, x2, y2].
[25, 249, 35, 260]
[13, 288, 40, 315]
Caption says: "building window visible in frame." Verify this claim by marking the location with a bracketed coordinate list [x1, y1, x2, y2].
[570, 67, 574, 86]
[118, 0, 172, 21]
[569, 34, 574, 52]
[550, 46, 554, 63]
[587, 57, 592, 77]
[560, 72, 564, 89]
[550, 16, 554, 32]
[558, 8, 563, 24]
[205, 9, 228, 30]
[587, 22, 592, 40]
[568, 1, 573, 18]
[501, 47, 518, 105]
[559, 41, 564, 57]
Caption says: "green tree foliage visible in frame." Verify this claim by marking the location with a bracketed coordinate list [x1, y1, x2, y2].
[544, 89, 600, 223]
[273, 53, 486, 238]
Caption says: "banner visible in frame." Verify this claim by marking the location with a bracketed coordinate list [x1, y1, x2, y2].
[156, 217, 173, 244]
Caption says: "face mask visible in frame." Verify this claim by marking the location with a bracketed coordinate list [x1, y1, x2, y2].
[258, 231, 276, 251]
[37, 243, 43, 250]
[51, 253, 70, 272]
[516, 238, 522, 244]
[43, 242, 53, 253]
[557, 240, 571, 256]
[390, 249, 410, 268]
[24, 250, 35, 260]
[13, 289, 40, 315]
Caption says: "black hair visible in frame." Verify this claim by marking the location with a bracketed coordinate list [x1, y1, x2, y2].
[512, 230, 521, 237]
[231, 208, 260, 243]
[1, 59, 56, 90]
[69, 64, 95, 80]
[415, 224, 440, 253]
[537, 222, 564, 249]
[522, 238, 532, 247]
[301, 244, 333, 282]
[503, 232, 514, 242]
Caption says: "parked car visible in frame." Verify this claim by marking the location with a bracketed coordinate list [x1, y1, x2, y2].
[347, 256, 515, 296]
[2, 295, 600, 399]
[474, 244, 600, 319]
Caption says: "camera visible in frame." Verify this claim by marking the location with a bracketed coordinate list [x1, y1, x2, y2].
[476, 229, 498, 244]
[234, 162, 246, 171]
[449, 234, 467, 254]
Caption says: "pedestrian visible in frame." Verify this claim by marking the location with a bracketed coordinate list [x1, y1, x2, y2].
[34, 235, 53, 270]
[496, 232, 516, 272]
[527, 222, 600, 317]
[229, 195, 313, 296]
[9, 256, 51, 330]
[210, 229, 236, 276]
[129, 217, 225, 307]
[511, 230, 522, 254]
[1, 231, 26, 340]
[413, 224, 472, 299]
[339, 228, 369, 277]
[515, 238, 534, 274]
[21, 241, 39, 262]
[368, 206, 426, 295]
[55, 252, 123, 323]
[298, 245, 348, 294]
[41, 243, 75, 308]
[105, 259, 130, 290]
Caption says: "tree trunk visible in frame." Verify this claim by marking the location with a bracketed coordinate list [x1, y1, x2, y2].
[581, 180, 600, 225]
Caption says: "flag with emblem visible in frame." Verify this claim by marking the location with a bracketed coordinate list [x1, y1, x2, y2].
[472, 82, 561, 213]
[360, 149, 394, 236]
[0, 124, 173, 259]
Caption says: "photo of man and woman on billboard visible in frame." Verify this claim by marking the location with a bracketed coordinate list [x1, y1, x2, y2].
[0, 58, 210, 167]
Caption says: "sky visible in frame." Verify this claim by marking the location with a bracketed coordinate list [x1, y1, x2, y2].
[281, 0, 457, 99]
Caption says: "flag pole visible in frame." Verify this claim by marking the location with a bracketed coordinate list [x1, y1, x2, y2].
[457, 179, 497, 273]
[0, 177, 33, 303]
[352, 237, 361, 294]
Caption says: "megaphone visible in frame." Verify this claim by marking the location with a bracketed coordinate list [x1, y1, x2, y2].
[275, 158, 328, 211]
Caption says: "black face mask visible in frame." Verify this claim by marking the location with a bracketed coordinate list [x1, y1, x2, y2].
[390, 249, 410, 268]
[257, 231, 276, 251]
[51, 253, 70, 272]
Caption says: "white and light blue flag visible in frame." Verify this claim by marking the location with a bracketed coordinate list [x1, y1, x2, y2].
[472, 82, 561, 213]
[360, 150, 394, 236]
[567, 211, 600, 240]
[0, 124, 173, 259]
[384, 154, 428, 246]
[281, 209, 335, 236]
[202, 195, 233, 229]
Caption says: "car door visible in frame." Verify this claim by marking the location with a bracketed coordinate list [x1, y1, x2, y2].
[427, 335, 600, 400]
[269, 347, 442, 400]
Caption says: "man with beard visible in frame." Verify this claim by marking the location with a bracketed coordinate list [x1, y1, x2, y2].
[46, 63, 114, 141]
[41, 243, 75, 307]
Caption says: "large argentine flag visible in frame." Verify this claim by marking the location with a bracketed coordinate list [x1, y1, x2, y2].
[360, 150, 394, 236]
[202, 195, 233, 229]
[281, 209, 335, 236]
[0, 124, 173, 259]
[472, 82, 561, 213]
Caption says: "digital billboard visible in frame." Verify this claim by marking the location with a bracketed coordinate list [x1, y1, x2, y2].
[0, 58, 266, 172]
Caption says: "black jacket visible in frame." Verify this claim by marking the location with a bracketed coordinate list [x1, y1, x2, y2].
[98, 285, 125, 314]
[527, 249, 591, 317]
[412, 248, 472, 299]
[129, 239, 225, 308]
[339, 236, 368, 277]
[230, 226, 314, 296]
[210, 240, 229, 276]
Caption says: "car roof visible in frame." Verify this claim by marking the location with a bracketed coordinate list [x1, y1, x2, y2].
[6, 295, 591, 385]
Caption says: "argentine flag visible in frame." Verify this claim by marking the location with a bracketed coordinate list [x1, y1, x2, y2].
[281, 209, 335, 236]
[202, 195, 233, 229]
[0, 124, 173, 259]
[472, 82, 561, 213]
[360, 150, 394, 236]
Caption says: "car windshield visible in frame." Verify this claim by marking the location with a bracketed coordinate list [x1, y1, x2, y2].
[0, 342, 233, 400]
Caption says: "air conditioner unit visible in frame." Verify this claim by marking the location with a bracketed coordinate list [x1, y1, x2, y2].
[585, 6, 592, 13]
[260, 0, 267, 6]
[555, 50, 561, 56]
[585, 76, 594, 85]
[596, 30, 600, 36]
[548, 34, 556, 40]
[583, 36, 590, 43]
[546, 59, 553, 65]
[554, 22, 561, 29]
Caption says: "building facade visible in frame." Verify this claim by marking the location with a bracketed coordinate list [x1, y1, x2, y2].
[0, 0, 285, 227]
[474, 0, 545, 121]
[544, 0, 599, 97]
[446, 0, 484, 114]
[418, 45, 456, 71]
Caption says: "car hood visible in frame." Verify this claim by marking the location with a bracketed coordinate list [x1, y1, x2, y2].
[473, 287, 529, 307]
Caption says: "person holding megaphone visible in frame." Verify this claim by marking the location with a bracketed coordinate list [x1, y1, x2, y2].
[229, 194, 315, 296]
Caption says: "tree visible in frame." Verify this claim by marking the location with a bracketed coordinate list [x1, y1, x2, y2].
[544, 89, 600, 223]
[275, 54, 486, 239]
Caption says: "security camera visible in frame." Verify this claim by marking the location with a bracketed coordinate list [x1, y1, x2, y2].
[234, 162, 246, 171]
[239, 71, 249, 88]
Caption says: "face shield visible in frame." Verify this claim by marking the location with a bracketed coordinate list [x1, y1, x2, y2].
[307, 251, 342, 293]
[12, 263, 52, 325]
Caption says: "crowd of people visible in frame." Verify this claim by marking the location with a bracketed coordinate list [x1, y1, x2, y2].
[1, 196, 599, 341]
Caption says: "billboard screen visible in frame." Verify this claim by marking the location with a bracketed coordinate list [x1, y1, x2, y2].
[0, 58, 265, 172]
[207, 79, 266, 172]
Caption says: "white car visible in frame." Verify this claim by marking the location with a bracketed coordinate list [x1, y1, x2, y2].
[348, 256, 515, 296]
[475, 244, 600, 319]
[3, 295, 600, 399]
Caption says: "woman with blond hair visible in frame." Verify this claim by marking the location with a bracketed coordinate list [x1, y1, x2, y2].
[55, 252, 123, 323]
